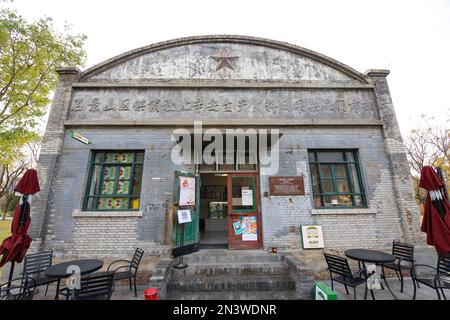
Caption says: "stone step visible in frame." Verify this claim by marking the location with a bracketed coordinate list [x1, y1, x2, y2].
[172, 261, 289, 277]
[168, 275, 295, 292]
[167, 289, 299, 300]
[183, 250, 284, 263]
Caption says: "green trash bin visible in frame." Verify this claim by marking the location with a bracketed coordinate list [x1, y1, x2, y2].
[315, 282, 337, 300]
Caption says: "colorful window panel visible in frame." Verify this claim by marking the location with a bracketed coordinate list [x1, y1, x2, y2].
[84, 151, 144, 211]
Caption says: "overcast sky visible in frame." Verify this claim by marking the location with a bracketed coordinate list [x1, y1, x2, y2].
[5, 0, 450, 136]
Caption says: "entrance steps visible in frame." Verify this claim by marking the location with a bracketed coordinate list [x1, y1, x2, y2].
[166, 250, 298, 300]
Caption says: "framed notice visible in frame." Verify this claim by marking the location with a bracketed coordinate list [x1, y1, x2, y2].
[177, 209, 192, 224]
[301, 225, 324, 249]
[179, 176, 196, 206]
[269, 176, 305, 196]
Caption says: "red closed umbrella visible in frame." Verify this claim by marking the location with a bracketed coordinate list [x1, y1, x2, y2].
[0, 169, 40, 284]
[419, 166, 450, 256]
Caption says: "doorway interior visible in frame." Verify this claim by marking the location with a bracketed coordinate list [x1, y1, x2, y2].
[198, 172, 262, 250]
[199, 173, 228, 249]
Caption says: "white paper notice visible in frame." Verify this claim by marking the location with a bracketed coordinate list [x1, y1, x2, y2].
[177, 209, 192, 224]
[241, 189, 253, 206]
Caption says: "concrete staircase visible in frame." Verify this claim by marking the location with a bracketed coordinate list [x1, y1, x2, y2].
[166, 250, 298, 300]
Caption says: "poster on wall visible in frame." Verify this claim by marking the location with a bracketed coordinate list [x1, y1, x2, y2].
[179, 176, 196, 206]
[241, 189, 253, 206]
[177, 209, 192, 224]
[241, 216, 257, 241]
[233, 220, 244, 235]
[301, 225, 324, 249]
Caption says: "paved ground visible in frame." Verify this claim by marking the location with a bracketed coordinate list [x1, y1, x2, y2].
[32, 277, 443, 300]
[322, 277, 442, 300]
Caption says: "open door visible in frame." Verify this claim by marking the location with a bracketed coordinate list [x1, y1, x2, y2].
[227, 173, 262, 249]
[172, 170, 200, 257]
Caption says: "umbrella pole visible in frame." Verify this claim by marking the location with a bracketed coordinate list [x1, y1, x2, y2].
[6, 261, 15, 292]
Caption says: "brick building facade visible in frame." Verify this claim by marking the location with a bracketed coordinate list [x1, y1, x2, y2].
[30, 36, 421, 261]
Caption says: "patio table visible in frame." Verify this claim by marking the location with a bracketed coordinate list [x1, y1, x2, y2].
[345, 249, 398, 300]
[45, 259, 103, 300]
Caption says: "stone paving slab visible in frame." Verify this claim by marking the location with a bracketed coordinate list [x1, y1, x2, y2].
[32, 277, 442, 300]
[322, 277, 442, 300]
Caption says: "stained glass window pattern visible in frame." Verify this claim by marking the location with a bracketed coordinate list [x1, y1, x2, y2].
[308, 150, 366, 208]
[84, 151, 144, 211]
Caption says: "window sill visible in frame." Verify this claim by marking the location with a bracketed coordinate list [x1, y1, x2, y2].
[310, 208, 377, 215]
[73, 209, 143, 218]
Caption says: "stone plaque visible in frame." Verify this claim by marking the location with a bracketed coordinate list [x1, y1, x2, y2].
[67, 88, 378, 122]
[269, 176, 305, 196]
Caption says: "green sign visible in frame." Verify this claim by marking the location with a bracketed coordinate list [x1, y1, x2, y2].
[315, 282, 337, 300]
[70, 131, 90, 145]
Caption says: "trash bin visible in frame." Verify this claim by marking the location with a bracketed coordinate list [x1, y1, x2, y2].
[144, 288, 158, 300]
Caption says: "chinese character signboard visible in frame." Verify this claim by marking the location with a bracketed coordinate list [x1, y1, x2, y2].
[301, 225, 324, 249]
[269, 176, 305, 196]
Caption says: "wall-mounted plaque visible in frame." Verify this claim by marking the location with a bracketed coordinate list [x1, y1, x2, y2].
[301, 225, 325, 249]
[269, 176, 305, 196]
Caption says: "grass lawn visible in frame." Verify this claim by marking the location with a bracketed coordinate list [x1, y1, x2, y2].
[0, 219, 11, 278]
[0, 219, 11, 243]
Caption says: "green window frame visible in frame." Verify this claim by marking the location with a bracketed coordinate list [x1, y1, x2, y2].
[308, 150, 367, 209]
[83, 150, 144, 211]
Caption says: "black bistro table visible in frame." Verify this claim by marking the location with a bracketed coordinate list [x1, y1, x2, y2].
[45, 259, 103, 300]
[345, 249, 398, 300]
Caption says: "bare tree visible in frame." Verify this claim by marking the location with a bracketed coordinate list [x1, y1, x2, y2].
[404, 113, 450, 205]
[0, 141, 40, 220]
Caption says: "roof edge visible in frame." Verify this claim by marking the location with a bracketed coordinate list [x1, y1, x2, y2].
[78, 35, 371, 84]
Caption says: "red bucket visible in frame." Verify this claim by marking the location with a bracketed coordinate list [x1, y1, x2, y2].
[144, 288, 158, 300]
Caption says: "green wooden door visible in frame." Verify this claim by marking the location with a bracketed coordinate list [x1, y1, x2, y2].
[172, 170, 200, 257]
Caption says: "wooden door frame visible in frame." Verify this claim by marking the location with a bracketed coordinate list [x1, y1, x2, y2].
[227, 172, 262, 249]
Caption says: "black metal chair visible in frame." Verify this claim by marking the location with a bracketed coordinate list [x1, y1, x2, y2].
[59, 272, 114, 300]
[381, 241, 415, 292]
[21, 250, 58, 296]
[324, 253, 367, 300]
[107, 247, 144, 297]
[412, 255, 450, 300]
[0, 276, 36, 300]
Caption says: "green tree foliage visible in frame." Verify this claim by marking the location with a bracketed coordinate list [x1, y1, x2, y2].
[0, 8, 86, 165]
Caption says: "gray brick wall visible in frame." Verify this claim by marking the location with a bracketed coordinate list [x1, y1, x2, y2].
[31, 38, 422, 260]
[260, 127, 404, 251]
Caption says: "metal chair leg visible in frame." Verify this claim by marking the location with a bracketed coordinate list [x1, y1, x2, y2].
[364, 283, 368, 300]
[394, 270, 400, 281]
[441, 289, 447, 300]
[353, 287, 357, 300]
[412, 278, 417, 300]
[344, 284, 349, 295]
[129, 278, 132, 291]
[399, 268, 404, 293]
[45, 283, 49, 296]
[331, 279, 334, 291]
[436, 288, 441, 300]
[134, 275, 137, 297]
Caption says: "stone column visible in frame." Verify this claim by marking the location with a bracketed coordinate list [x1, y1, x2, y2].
[365, 69, 421, 243]
[30, 67, 80, 251]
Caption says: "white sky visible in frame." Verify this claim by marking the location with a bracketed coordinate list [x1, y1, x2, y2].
[4, 0, 450, 136]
